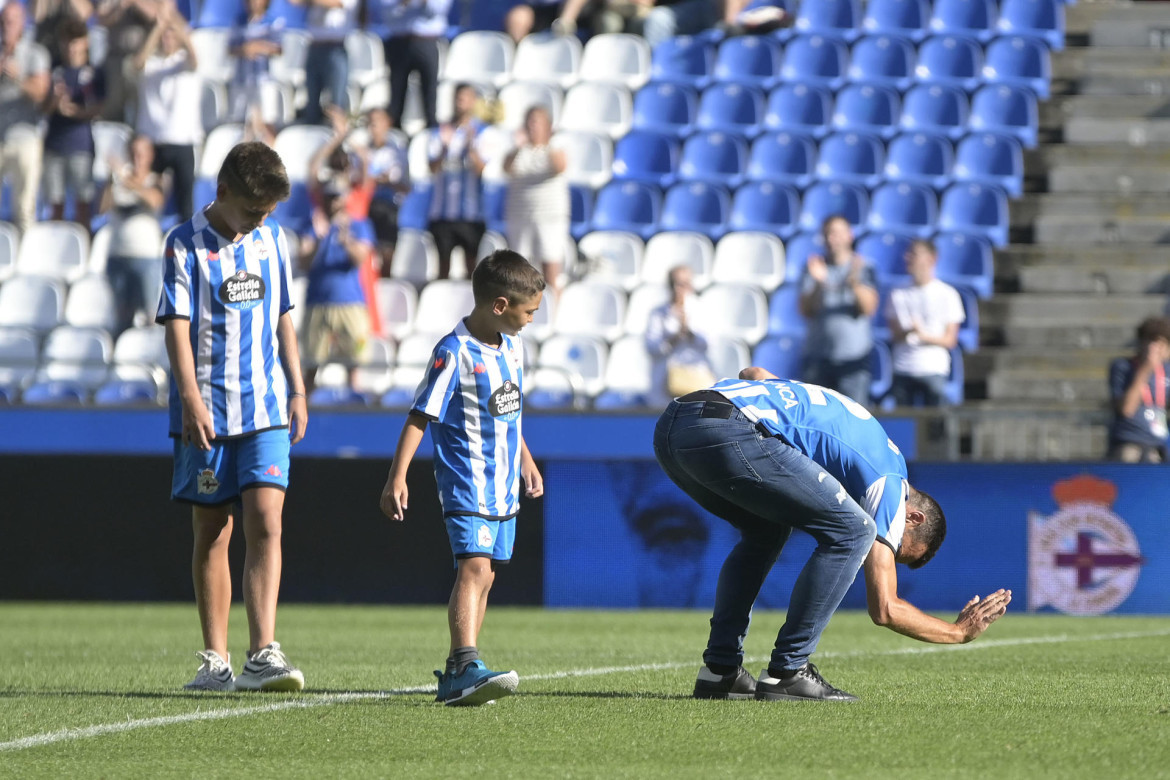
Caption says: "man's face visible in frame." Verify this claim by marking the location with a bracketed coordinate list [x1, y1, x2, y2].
[216, 184, 276, 238]
[454, 87, 477, 119]
[669, 268, 694, 300]
[497, 291, 543, 337]
[823, 218, 853, 257]
[2, 5, 24, 46]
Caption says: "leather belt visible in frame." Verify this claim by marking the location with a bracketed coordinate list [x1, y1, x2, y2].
[678, 390, 737, 418]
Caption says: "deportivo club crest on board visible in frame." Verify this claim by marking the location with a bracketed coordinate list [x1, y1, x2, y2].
[1028, 475, 1146, 616]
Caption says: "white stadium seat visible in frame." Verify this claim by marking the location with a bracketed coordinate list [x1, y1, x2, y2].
[558, 82, 632, 139]
[601, 334, 653, 396]
[496, 81, 563, 131]
[374, 278, 418, 341]
[538, 333, 608, 397]
[346, 30, 388, 89]
[199, 124, 246, 179]
[551, 131, 613, 189]
[91, 121, 133, 183]
[697, 282, 770, 345]
[577, 230, 643, 291]
[270, 29, 311, 89]
[705, 335, 751, 381]
[190, 28, 234, 83]
[113, 325, 168, 368]
[579, 34, 652, 90]
[36, 326, 113, 389]
[0, 326, 39, 392]
[16, 222, 91, 282]
[713, 232, 786, 292]
[273, 125, 335, 181]
[0, 275, 64, 333]
[0, 220, 18, 282]
[623, 283, 670, 336]
[512, 33, 582, 89]
[395, 332, 443, 367]
[64, 275, 118, 332]
[553, 280, 627, 342]
[443, 31, 515, 88]
[353, 337, 396, 395]
[414, 280, 474, 336]
[641, 231, 714, 289]
[390, 229, 439, 287]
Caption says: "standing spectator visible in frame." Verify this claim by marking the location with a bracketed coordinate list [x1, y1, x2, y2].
[292, 0, 356, 125]
[97, 0, 160, 123]
[505, 0, 564, 42]
[1107, 317, 1170, 463]
[427, 83, 489, 280]
[886, 240, 965, 407]
[229, 0, 284, 130]
[134, 0, 202, 221]
[645, 264, 715, 407]
[358, 106, 411, 275]
[553, 0, 650, 36]
[799, 214, 879, 406]
[503, 105, 568, 292]
[43, 19, 105, 229]
[31, 0, 95, 66]
[0, 2, 51, 236]
[380, 0, 451, 131]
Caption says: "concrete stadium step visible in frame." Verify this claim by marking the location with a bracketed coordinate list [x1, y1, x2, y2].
[1054, 46, 1170, 82]
[966, 347, 1126, 380]
[985, 370, 1111, 403]
[1031, 215, 1170, 245]
[998, 244, 1170, 268]
[981, 294, 1165, 326]
[1027, 145, 1170, 168]
[1011, 193, 1170, 222]
[1046, 164, 1170, 195]
[1091, 6, 1170, 48]
[967, 416, 1109, 461]
[1017, 264, 1170, 295]
[992, 323, 1141, 350]
[1064, 117, 1170, 145]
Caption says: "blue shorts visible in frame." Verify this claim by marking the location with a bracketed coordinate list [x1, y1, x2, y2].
[172, 428, 291, 506]
[444, 514, 516, 564]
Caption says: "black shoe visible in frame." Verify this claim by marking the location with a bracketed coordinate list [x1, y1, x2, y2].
[754, 663, 858, 702]
[692, 665, 757, 700]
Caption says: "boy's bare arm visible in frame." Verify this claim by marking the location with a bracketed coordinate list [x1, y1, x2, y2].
[277, 312, 308, 444]
[164, 318, 215, 450]
[519, 436, 543, 498]
[381, 415, 428, 521]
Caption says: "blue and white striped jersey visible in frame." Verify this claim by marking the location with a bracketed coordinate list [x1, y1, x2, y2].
[411, 320, 525, 519]
[156, 211, 295, 440]
[710, 377, 909, 550]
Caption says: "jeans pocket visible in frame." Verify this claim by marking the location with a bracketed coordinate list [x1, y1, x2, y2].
[675, 441, 762, 485]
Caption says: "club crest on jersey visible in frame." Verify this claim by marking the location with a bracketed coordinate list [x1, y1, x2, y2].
[218, 269, 266, 310]
[488, 379, 521, 420]
[196, 469, 220, 495]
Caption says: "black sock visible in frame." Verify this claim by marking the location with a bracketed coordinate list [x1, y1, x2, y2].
[705, 662, 737, 676]
[453, 646, 479, 675]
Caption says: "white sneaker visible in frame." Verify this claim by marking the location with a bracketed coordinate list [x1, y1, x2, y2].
[183, 650, 235, 691]
[233, 642, 305, 692]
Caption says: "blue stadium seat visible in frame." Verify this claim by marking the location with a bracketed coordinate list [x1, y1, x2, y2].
[997, 0, 1065, 51]
[593, 390, 649, 410]
[309, 387, 373, 407]
[953, 133, 1024, 198]
[929, 0, 997, 43]
[713, 36, 783, 89]
[767, 285, 807, 338]
[747, 132, 817, 189]
[266, 0, 307, 28]
[763, 84, 833, 139]
[650, 36, 715, 89]
[591, 181, 661, 240]
[938, 183, 1009, 247]
[815, 132, 884, 189]
[397, 184, 431, 231]
[781, 231, 824, 284]
[94, 379, 159, 406]
[695, 83, 765, 137]
[482, 181, 507, 234]
[863, 0, 930, 43]
[272, 182, 312, 236]
[780, 35, 850, 91]
[196, 0, 241, 27]
[753, 335, 806, 380]
[847, 35, 916, 91]
[856, 230, 913, 286]
[729, 182, 800, 239]
[21, 380, 86, 405]
[795, 0, 862, 42]
[678, 132, 749, 188]
[799, 181, 869, 232]
[611, 130, 679, 188]
[899, 84, 969, 140]
[955, 286, 979, 352]
[570, 184, 594, 240]
[632, 82, 698, 137]
[884, 132, 954, 191]
[915, 35, 983, 92]
[935, 231, 994, 299]
[870, 340, 893, 404]
[944, 345, 965, 403]
[831, 83, 902, 140]
[867, 182, 937, 239]
[969, 84, 1039, 148]
[659, 182, 731, 241]
[983, 36, 1052, 100]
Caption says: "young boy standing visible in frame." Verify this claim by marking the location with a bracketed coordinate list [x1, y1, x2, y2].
[157, 141, 309, 692]
[380, 250, 545, 706]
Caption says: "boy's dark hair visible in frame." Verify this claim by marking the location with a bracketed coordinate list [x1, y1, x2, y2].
[217, 142, 290, 205]
[1136, 317, 1170, 345]
[820, 213, 850, 238]
[59, 17, 88, 43]
[472, 250, 546, 305]
[909, 238, 937, 257]
[906, 487, 946, 570]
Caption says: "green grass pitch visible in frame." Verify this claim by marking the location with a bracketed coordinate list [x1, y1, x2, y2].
[2, 603, 1169, 778]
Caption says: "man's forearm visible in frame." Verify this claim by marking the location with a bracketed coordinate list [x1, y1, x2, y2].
[875, 597, 965, 644]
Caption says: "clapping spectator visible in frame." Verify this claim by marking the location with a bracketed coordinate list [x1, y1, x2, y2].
[43, 19, 105, 229]
[358, 107, 411, 275]
[292, 0, 357, 125]
[553, 0, 651, 37]
[229, 0, 284, 130]
[503, 105, 568, 293]
[97, 0, 160, 123]
[380, 0, 451, 130]
[427, 83, 489, 280]
[31, 0, 95, 66]
[505, 0, 566, 42]
[0, 2, 51, 235]
[1108, 317, 1170, 462]
[646, 264, 715, 407]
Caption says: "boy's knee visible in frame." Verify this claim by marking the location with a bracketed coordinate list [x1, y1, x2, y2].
[457, 556, 495, 581]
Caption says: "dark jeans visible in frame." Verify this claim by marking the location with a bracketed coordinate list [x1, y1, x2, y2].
[152, 143, 195, 221]
[385, 35, 440, 129]
[429, 219, 485, 280]
[653, 397, 877, 672]
[891, 373, 949, 407]
[804, 355, 872, 408]
[304, 41, 349, 124]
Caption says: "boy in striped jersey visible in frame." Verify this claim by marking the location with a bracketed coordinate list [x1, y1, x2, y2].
[380, 250, 545, 706]
[157, 142, 309, 692]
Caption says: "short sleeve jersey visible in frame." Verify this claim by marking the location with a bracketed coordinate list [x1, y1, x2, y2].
[411, 320, 525, 520]
[156, 211, 295, 439]
[710, 377, 909, 550]
[800, 258, 876, 363]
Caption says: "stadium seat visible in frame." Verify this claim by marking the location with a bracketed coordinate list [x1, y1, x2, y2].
[512, 33, 581, 89]
[443, 31, 514, 87]
[695, 83, 765, 137]
[953, 133, 1025, 198]
[955, 286, 979, 353]
[997, 0, 1065, 51]
[554, 280, 627, 342]
[884, 132, 954, 192]
[847, 35, 916, 91]
[570, 184, 594, 241]
[867, 182, 937, 239]
[815, 132, 885, 189]
[899, 84, 969, 140]
[831, 83, 902, 140]
[389, 228, 439, 287]
[0, 220, 17, 282]
[267, 0, 307, 28]
[538, 334, 608, 397]
[20, 380, 87, 405]
[641, 231, 715, 289]
[189, 28, 233, 83]
[112, 325, 168, 373]
[201, 80, 228, 134]
[524, 365, 579, 409]
[35, 326, 113, 390]
[938, 183, 1010, 247]
[767, 285, 807, 338]
[705, 335, 751, 380]
[195, 0, 239, 28]
[559, 82, 633, 139]
[273, 125, 334, 182]
[309, 385, 373, 407]
[623, 283, 670, 336]
[351, 337, 396, 397]
[526, 287, 556, 343]
[579, 33, 652, 91]
[374, 278, 418, 341]
[863, 0, 930, 42]
[396, 184, 432, 232]
[0, 326, 38, 397]
[915, 35, 983, 92]
[870, 340, 893, 403]
[272, 182, 313, 236]
[983, 36, 1051, 100]
[270, 29, 310, 90]
[345, 30, 387, 89]
[781, 231, 824, 284]
[763, 84, 833, 139]
[631, 82, 697, 138]
[795, 0, 862, 42]
[590, 181, 661, 240]
[746, 132, 816, 189]
[929, 0, 997, 43]
[395, 331, 442, 368]
[16, 222, 90, 282]
[63, 275, 117, 332]
[678, 132, 749, 188]
[712, 35, 782, 89]
[93, 376, 163, 406]
[713, 232, 786, 292]
[577, 231, 645, 291]
[943, 345, 965, 404]
[856, 230, 913, 286]
[611, 130, 679, 188]
[969, 84, 1039, 149]
[481, 180, 507, 234]
[780, 35, 850, 91]
[594, 335, 652, 410]
[91, 121, 133, 185]
[697, 283, 769, 345]
[496, 81, 563, 131]
[728, 182, 800, 239]
[658, 182, 732, 241]
[414, 280, 475, 335]
[649, 36, 714, 89]
[935, 231, 994, 299]
[379, 365, 426, 408]
[551, 131, 614, 190]
[799, 181, 868, 232]
[753, 335, 806, 380]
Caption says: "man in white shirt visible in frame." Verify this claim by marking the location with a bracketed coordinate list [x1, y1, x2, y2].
[0, 2, 50, 234]
[885, 239, 965, 407]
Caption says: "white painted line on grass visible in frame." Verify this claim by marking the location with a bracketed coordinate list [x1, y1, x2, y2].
[2, 627, 1168, 753]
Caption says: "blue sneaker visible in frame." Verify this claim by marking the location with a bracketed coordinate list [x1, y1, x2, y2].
[442, 660, 519, 707]
[434, 669, 453, 702]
